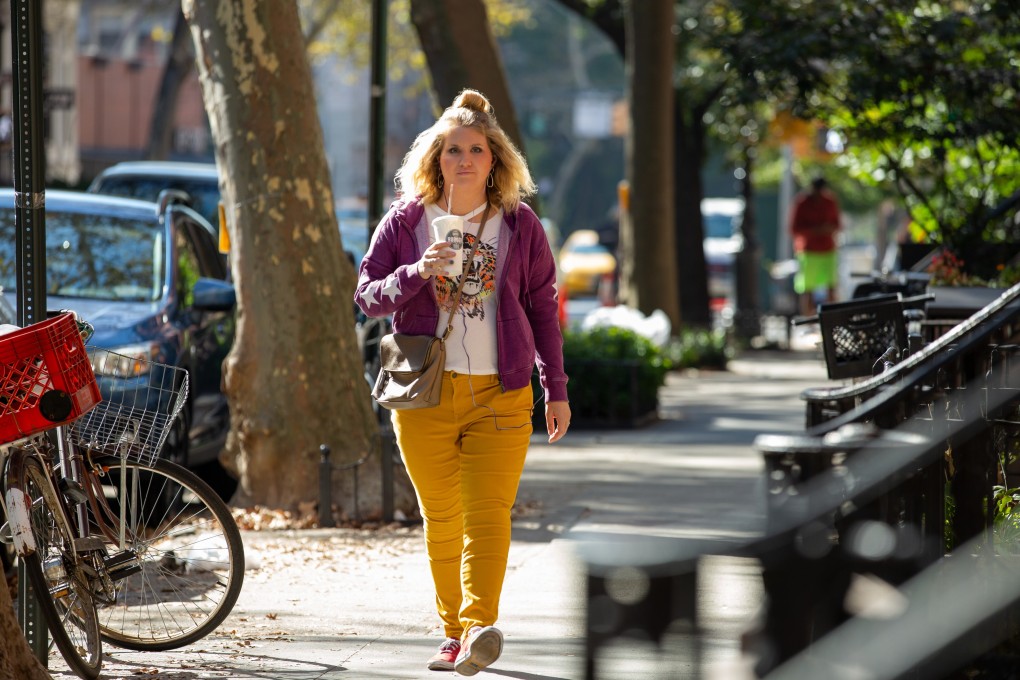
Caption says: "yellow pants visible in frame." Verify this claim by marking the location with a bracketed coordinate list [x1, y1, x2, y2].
[392, 371, 534, 640]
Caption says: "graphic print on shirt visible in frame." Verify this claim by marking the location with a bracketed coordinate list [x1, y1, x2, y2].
[435, 232, 496, 319]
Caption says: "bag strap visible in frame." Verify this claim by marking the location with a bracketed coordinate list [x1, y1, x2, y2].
[441, 202, 492, 342]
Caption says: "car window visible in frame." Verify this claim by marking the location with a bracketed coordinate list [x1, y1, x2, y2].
[94, 176, 221, 226]
[704, 213, 738, 240]
[179, 216, 227, 280]
[339, 217, 369, 266]
[0, 211, 164, 302]
[175, 223, 204, 308]
[569, 243, 610, 255]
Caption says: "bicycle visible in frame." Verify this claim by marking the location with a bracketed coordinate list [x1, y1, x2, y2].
[0, 312, 244, 678]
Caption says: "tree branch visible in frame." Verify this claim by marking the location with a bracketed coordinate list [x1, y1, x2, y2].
[303, 0, 346, 46]
[552, 0, 625, 55]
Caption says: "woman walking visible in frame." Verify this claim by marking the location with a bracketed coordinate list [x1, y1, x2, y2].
[354, 89, 570, 675]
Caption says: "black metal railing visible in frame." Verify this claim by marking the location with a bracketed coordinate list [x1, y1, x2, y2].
[580, 282, 1020, 679]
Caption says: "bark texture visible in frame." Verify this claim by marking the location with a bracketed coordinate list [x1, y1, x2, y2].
[619, 1, 679, 328]
[674, 94, 711, 329]
[409, 0, 526, 159]
[183, 0, 397, 515]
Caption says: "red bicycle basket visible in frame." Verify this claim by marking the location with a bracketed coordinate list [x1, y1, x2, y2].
[0, 313, 102, 445]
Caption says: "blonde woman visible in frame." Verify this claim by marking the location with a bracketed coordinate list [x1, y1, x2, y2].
[355, 89, 570, 674]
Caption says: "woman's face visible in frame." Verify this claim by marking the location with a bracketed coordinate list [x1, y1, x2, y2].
[439, 126, 493, 199]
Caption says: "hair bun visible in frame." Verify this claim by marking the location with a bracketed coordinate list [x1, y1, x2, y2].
[453, 89, 493, 116]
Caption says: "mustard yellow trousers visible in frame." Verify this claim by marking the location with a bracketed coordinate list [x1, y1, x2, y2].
[392, 371, 534, 640]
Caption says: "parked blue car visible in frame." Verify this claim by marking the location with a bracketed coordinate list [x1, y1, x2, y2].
[89, 160, 389, 384]
[87, 160, 223, 228]
[0, 189, 236, 468]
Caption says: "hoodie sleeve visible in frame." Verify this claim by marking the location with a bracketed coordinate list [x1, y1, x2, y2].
[521, 208, 569, 403]
[353, 205, 429, 317]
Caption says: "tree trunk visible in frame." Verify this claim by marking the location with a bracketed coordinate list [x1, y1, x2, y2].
[184, 0, 393, 517]
[734, 146, 762, 340]
[618, 1, 679, 329]
[674, 96, 711, 329]
[0, 580, 51, 680]
[408, 0, 527, 168]
[145, 7, 192, 161]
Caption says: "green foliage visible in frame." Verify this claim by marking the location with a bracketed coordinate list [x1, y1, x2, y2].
[667, 0, 1020, 274]
[744, 0, 1020, 257]
[993, 485, 1020, 555]
[563, 326, 672, 380]
[664, 328, 730, 370]
[944, 479, 956, 553]
[301, 0, 533, 78]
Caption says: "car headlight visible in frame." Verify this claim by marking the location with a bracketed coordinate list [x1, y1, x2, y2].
[88, 343, 159, 378]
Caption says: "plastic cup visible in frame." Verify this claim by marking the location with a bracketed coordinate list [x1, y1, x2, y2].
[431, 215, 465, 276]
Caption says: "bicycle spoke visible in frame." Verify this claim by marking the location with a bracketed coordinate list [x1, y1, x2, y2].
[87, 456, 243, 651]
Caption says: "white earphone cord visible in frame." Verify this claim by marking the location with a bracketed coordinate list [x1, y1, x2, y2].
[452, 228, 541, 429]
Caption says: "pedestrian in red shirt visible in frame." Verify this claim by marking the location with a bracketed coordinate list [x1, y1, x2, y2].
[790, 177, 842, 315]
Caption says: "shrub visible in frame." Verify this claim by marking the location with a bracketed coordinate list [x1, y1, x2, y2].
[664, 328, 731, 370]
[535, 327, 671, 426]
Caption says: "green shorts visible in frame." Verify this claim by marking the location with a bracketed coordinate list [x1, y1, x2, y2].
[794, 251, 838, 294]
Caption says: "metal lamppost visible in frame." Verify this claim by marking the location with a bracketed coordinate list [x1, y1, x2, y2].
[367, 0, 387, 232]
[368, 0, 396, 522]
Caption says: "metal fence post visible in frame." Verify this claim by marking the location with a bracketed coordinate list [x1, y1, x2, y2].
[319, 445, 333, 528]
[12, 0, 49, 663]
[380, 430, 394, 522]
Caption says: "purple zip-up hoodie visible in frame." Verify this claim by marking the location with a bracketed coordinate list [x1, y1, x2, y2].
[354, 198, 568, 403]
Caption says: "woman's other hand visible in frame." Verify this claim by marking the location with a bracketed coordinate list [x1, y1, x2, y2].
[545, 401, 571, 443]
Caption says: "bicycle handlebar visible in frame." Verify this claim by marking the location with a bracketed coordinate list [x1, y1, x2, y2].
[47, 308, 95, 343]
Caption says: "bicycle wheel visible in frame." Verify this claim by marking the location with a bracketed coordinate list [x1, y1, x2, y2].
[85, 455, 244, 651]
[8, 453, 102, 679]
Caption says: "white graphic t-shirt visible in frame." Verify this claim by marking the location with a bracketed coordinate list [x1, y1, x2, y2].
[425, 202, 502, 374]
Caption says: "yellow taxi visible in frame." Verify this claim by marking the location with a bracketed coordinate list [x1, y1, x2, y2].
[558, 229, 616, 296]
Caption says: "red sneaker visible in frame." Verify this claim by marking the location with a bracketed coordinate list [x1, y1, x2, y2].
[454, 626, 503, 676]
[426, 637, 462, 671]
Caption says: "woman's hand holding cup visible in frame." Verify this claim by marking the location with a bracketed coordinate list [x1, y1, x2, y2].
[418, 241, 457, 279]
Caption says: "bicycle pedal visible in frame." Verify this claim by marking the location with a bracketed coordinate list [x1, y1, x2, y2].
[103, 550, 137, 570]
[107, 562, 141, 581]
[104, 550, 142, 580]
[58, 477, 88, 505]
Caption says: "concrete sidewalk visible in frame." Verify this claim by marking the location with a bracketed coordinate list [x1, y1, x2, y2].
[50, 347, 829, 680]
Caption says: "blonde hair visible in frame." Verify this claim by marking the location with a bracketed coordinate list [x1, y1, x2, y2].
[395, 89, 536, 213]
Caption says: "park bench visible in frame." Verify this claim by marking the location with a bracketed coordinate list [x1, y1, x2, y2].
[580, 283, 1020, 679]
